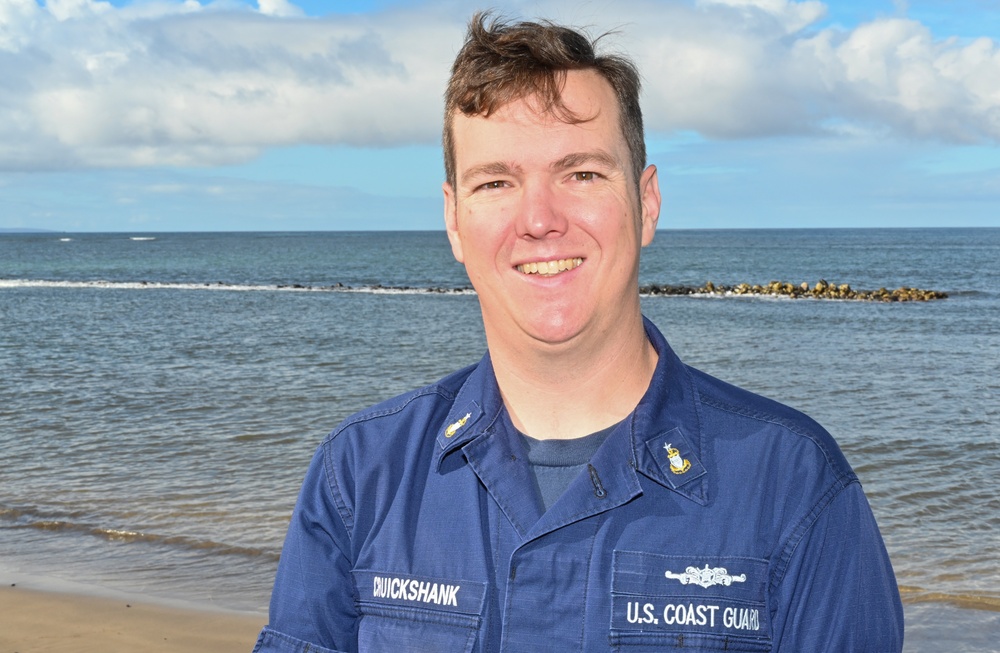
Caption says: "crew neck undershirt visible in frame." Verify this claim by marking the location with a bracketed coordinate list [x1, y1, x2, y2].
[519, 423, 619, 513]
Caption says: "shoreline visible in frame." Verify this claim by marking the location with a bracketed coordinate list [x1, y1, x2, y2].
[5, 584, 999, 653]
[0, 584, 266, 653]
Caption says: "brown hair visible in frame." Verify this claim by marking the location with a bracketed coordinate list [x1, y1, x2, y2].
[443, 12, 645, 189]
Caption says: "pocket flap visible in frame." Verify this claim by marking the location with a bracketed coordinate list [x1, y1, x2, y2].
[611, 550, 771, 646]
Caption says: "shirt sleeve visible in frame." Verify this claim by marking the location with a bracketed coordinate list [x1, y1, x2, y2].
[770, 480, 904, 651]
[252, 446, 358, 653]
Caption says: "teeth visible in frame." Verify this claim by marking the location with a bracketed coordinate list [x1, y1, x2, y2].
[517, 258, 583, 276]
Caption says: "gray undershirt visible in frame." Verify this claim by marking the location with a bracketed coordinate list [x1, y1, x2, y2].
[520, 424, 617, 513]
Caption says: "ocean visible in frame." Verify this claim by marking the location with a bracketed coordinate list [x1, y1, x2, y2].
[1, 229, 997, 651]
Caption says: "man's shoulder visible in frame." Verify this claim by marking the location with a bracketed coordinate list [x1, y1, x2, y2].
[686, 365, 855, 480]
[688, 365, 825, 432]
[310, 363, 480, 520]
[321, 362, 478, 449]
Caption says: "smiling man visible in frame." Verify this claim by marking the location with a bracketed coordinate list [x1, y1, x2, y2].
[254, 14, 903, 653]
[442, 63, 661, 442]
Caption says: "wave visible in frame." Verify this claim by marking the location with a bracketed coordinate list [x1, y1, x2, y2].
[0, 278, 955, 301]
[0, 278, 476, 295]
[0, 504, 278, 562]
[899, 585, 1000, 612]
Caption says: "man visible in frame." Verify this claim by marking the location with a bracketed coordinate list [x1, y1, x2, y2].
[254, 13, 903, 652]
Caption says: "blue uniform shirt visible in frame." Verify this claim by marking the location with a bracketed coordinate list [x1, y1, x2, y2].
[254, 319, 903, 652]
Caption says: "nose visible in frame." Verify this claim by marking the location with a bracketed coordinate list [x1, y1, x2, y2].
[516, 181, 568, 239]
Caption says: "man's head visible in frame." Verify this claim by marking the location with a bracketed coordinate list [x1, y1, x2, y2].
[441, 15, 660, 353]
[443, 12, 646, 191]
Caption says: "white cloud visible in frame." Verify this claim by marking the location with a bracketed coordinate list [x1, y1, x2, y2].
[2, 0, 462, 169]
[257, 0, 303, 18]
[813, 20, 1000, 143]
[622, 0, 1000, 142]
[695, 0, 826, 33]
[1, 0, 998, 170]
[43, 0, 113, 21]
[0, 0, 38, 51]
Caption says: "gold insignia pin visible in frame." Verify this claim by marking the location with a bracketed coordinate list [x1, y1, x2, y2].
[664, 443, 691, 474]
[445, 413, 471, 438]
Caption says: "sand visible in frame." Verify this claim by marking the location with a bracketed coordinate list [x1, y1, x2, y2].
[0, 585, 266, 653]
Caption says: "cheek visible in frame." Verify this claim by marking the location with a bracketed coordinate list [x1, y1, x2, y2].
[466, 203, 512, 239]
[459, 209, 508, 268]
[567, 196, 633, 234]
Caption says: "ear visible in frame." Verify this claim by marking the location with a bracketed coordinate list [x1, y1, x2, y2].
[638, 164, 661, 247]
[443, 181, 465, 263]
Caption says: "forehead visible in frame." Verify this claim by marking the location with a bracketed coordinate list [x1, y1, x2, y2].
[450, 70, 625, 175]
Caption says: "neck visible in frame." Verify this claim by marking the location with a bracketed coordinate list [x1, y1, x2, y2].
[486, 312, 657, 440]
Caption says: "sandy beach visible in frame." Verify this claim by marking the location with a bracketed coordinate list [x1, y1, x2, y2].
[0, 585, 265, 653]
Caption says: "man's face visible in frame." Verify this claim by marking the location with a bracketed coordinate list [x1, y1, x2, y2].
[444, 69, 660, 351]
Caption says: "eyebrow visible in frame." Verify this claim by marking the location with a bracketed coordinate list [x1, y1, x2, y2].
[460, 161, 522, 183]
[552, 150, 620, 172]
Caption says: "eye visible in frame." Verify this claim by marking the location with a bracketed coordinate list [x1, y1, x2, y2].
[479, 180, 508, 191]
[572, 171, 598, 182]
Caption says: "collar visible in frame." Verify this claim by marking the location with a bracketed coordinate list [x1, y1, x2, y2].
[629, 317, 709, 505]
[434, 349, 504, 462]
[433, 318, 709, 506]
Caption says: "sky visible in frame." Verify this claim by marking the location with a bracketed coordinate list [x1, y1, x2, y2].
[0, 0, 998, 232]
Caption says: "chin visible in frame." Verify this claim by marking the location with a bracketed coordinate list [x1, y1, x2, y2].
[481, 301, 592, 348]
[521, 314, 589, 347]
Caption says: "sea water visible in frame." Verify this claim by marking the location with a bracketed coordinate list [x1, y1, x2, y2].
[1, 229, 998, 650]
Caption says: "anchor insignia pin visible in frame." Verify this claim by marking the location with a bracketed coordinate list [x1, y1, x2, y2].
[664, 443, 691, 474]
[445, 413, 471, 438]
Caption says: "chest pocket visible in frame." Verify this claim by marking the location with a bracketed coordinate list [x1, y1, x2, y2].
[353, 570, 485, 653]
[610, 550, 772, 652]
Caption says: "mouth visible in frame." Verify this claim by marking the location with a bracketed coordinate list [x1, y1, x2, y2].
[516, 257, 584, 277]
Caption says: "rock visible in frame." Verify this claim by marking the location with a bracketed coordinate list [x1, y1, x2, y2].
[634, 279, 946, 301]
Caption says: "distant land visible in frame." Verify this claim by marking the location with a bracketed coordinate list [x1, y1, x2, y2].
[0, 228, 61, 233]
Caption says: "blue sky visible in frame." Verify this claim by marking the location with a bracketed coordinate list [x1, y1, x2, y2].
[1, 0, 998, 231]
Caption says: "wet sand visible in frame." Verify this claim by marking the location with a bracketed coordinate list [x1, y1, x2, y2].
[0, 585, 265, 653]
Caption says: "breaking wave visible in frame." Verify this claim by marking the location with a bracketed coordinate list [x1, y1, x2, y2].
[899, 585, 1000, 613]
[0, 505, 278, 562]
[0, 278, 952, 301]
[0, 278, 475, 295]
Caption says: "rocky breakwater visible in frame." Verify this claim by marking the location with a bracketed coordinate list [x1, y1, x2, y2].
[640, 280, 947, 302]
